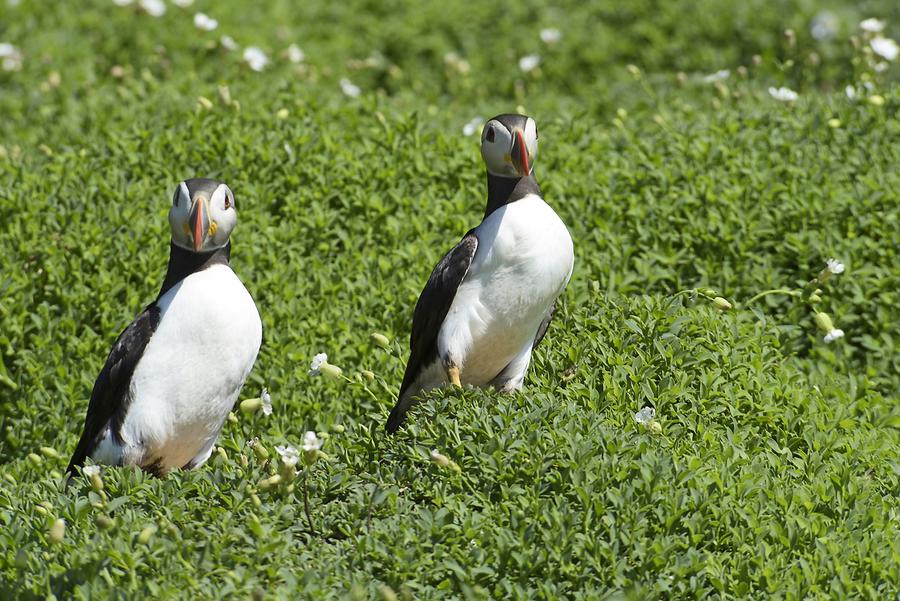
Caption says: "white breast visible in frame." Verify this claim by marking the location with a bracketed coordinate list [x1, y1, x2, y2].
[438, 195, 574, 384]
[113, 264, 262, 470]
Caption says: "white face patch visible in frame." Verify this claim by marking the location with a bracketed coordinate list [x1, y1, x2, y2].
[480, 117, 539, 177]
[206, 184, 237, 249]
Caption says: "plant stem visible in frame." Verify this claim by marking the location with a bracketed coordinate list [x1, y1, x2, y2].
[744, 289, 801, 305]
[339, 374, 381, 402]
[303, 467, 315, 534]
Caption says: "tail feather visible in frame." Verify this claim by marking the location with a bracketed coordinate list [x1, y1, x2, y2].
[386, 399, 411, 434]
[386, 387, 418, 434]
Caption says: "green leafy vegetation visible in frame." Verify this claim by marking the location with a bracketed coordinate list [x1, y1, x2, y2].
[1, 0, 898, 597]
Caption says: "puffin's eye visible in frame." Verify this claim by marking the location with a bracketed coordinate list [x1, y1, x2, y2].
[535, 126, 539, 140]
[485, 126, 495, 143]
[224, 196, 231, 210]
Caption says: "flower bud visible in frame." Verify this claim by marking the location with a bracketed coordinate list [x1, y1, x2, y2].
[379, 585, 398, 601]
[752, 54, 762, 67]
[217, 85, 232, 106]
[647, 420, 662, 435]
[827, 118, 841, 129]
[95, 515, 115, 531]
[138, 524, 157, 545]
[429, 449, 460, 472]
[370, 332, 390, 348]
[331, 424, 345, 433]
[227, 411, 238, 424]
[248, 514, 264, 538]
[278, 461, 297, 481]
[808, 293, 822, 304]
[247, 439, 270, 462]
[196, 96, 214, 110]
[430, 450, 450, 467]
[240, 397, 263, 414]
[90, 473, 104, 493]
[869, 95, 885, 107]
[814, 312, 835, 333]
[251, 493, 261, 508]
[39, 446, 59, 459]
[258, 474, 282, 491]
[360, 370, 375, 381]
[626, 64, 641, 79]
[713, 297, 732, 311]
[216, 446, 228, 462]
[783, 29, 796, 47]
[27, 453, 42, 466]
[48, 519, 65, 545]
[320, 363, 343, 379]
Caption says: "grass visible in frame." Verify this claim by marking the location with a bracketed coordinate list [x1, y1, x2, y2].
[1, 0, 899, 598]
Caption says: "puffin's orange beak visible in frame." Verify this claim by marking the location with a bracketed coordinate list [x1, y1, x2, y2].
[189, 196, 206, 252]
[512, 129, 530, 176]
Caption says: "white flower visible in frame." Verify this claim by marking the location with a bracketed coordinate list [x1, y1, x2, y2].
[859, 18, 885, 33]
[275, 445, 300, 467]
[845, 85, 857, 99]
[462, 117, 483, 137]
[309, 352, 328, 376]
[768, 86, 799, 102]
[824, 329, 845, 343]
[540, 28, 561, 44]
[243, 47, 269, 71]
[810, 12, 838, 41]
[340, 78, 361, 97]
[870, 37, 899, 61]
[261, 388, 272, 416]
[826, 258, 845, 275]
[82, 465, 100, 477]
[220, 35, 238, 51]
[139, 0, 165, 17]
[518, 54, 540, 72]
[634, 407, 656, 425]
[171, 0, 193, 6]
[301, 431, 323, 453]
[286, 44, 305, 63]
[443, 52, 471, 74]
[0, 42, 22, 72]
[703, 69, 730, 82]
[193, 13, 218, 31]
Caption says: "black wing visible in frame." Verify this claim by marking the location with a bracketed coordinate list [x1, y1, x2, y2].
[66, 305, 160, 474]
[386, 230, 478, 433]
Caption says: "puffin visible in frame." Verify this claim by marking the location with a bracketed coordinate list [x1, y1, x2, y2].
[386, 114, 574, 433]
[66, 178, 262, 476]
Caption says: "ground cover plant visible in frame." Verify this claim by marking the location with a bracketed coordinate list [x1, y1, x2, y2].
[0, 0, 898, 598]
